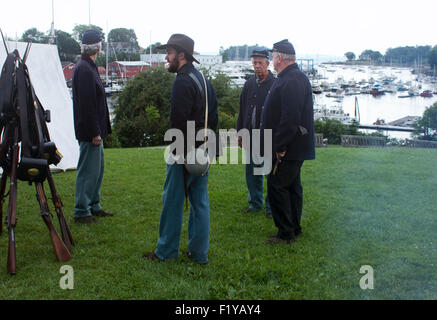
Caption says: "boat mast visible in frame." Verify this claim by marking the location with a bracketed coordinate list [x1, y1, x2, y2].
[150, 30, 152, 67]
[106, 20, 109, 84]
[49, 0, 55, 44]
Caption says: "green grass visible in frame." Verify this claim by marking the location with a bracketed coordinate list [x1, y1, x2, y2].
[0, 146, 436, 299]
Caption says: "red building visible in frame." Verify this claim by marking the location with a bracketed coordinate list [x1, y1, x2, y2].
[109, 61, 150, 79]
[62, 62, 75, 81]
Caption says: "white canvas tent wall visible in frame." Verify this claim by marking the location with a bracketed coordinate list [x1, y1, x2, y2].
[0, 41, 78, 171]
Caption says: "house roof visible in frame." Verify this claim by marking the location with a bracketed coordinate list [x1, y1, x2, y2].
[114, 61, 150, 67]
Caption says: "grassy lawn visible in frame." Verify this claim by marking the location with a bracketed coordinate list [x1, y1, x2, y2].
[0, 146, 436, 299]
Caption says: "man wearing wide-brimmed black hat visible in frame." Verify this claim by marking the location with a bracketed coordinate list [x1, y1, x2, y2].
[261, 39, 315, 244]
[236, 49, 275, 218]
[143, 34, 218, 264]
[72, 29, 114, 224]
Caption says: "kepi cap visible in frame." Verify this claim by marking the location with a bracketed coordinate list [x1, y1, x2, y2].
[156, 34, 200, 64]
[82, 29, 104, 45]
[250, 49, 269, 59]
[269, 39, 295, 55]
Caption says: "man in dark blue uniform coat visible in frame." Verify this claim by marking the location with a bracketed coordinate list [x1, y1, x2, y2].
[261, 39, 315, 244]
[237, 49, 275, 217]
[72, 30, 114, 224]
[143, 34, 218, 264]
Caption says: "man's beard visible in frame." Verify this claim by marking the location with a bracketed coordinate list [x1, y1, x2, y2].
[167, 56, 179, 73]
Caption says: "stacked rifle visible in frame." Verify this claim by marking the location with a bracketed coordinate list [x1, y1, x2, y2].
[0, 29, 73, 274]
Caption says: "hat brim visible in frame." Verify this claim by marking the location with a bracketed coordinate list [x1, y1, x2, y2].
[156, 44, 200, 64]
[250, 54, 269, 58]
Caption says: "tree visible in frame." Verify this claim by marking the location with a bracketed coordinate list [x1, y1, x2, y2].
[144, 42, 166, 54]
[72, 24, 104, 42]
[21, 28, 48, 43]
[428, 45, 437, 69]
[344, 52, 356, 61]
[108, 28, 139, 49]
[55, 30, 80, 62]
[412, 102, 437, 141]
[314, 119, 360, 145]
[359, 50, 383, 63]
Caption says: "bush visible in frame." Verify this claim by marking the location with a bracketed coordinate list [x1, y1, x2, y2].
[112, 66, 174, 147]
[314, 119, 361, 144]
[104, 130, 121, 148]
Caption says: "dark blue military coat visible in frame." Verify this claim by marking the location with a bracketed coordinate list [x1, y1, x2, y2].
[72, 55, 111, 142]
[261, 63, 315, 161]
[237, 71, 275, 131]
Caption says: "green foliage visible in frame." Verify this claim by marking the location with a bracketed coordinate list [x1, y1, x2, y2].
[103, 131, 121, 148]
[112, 66, 175, 147]
[20, 28, 48, 43]
[385, 45, 431, 66]
[108, 28, 139, 49]
[209, 71, 242, 117]
[55, 30, 80, 62]
[359, 50, 383, 63]
[112, 66, 241, 147]
[144, 42, 166, 54]
[220, 44, 271, 61]
[314, 119, 361, 144]
[428, 46, 437, 69]
[344, 52, 356, 61]
[412, 102, 437, 140]
[72, 24, 104, 42]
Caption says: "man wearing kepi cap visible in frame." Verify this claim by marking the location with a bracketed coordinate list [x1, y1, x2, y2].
[143, 34, 218, 264]
[237, 49, 275, 217]
[72, 29, 114, 224]
[261, 39, 315, 244]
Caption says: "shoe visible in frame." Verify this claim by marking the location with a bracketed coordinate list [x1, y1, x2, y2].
[185, 250, 208, 265]
[265, 236, 295, 245]
[92, 209, 114, 217]
[74, 216, 100, 224]
[143, 252, 162, 261]
[266, 213, 273, 219]
[242, 207, 261, 213]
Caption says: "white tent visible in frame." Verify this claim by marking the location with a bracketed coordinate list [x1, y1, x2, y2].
[0, 41, 78, 171]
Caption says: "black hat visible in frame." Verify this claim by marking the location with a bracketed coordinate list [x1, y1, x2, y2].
[156, 34, 200, 64]
[82, 30, 104, 45]
[269, 39, 295, 55]
[250, 49, 269, 59]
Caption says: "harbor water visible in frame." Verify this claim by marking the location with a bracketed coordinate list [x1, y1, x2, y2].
[313, 64, 437, 139]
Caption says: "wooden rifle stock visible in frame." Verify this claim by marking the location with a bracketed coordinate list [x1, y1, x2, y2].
[46, 170, 74, 251]
[6, 128, 19, 274]
[35, 182, 72, 262]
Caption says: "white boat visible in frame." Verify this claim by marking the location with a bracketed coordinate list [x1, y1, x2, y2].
[314, 103, 353, 125]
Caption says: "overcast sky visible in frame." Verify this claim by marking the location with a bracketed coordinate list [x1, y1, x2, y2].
[0, 0, 435, 57]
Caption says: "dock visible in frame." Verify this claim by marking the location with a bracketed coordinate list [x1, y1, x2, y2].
[358, 124, 415, 132]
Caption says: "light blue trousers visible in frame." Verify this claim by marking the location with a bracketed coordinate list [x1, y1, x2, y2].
[74, 141, 104, 218]
[155, 163, 210, 264]
[245, 156, 271, 214]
